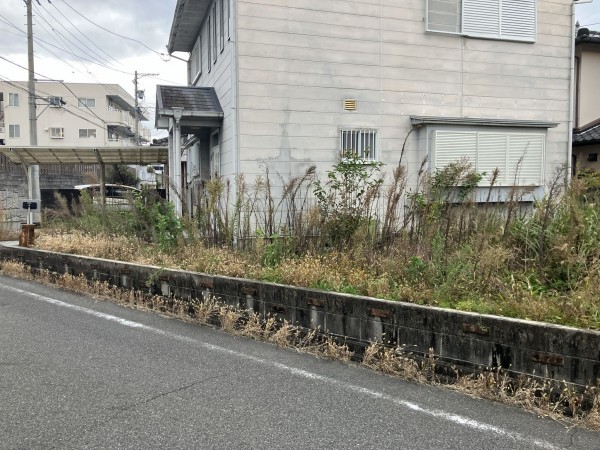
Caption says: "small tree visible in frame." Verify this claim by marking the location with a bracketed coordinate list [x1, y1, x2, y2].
[106, 165, 139, 187]
[314, 152, 384, 247]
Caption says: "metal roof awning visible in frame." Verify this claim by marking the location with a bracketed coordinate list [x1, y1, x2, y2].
[410, 116, 559, 129]
[0, 146, 169, 165]
[155, 85, 223, 133]
[168, 0, 211, 53]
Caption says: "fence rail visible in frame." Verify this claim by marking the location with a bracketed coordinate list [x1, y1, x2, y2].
[0, 155, 99, 176]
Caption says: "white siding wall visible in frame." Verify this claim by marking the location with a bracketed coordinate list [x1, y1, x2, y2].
[235, 0, 572, 193]
[193, 0, 235, 179]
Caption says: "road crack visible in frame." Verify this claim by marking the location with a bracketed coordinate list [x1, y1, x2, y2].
[101, 374, 222, 425]
[49, 374, 222, 450]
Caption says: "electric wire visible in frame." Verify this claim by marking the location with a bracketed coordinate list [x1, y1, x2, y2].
[57, 0, 163, 55]
[36, 1, 115, 67]
[49, 0, 121, 65]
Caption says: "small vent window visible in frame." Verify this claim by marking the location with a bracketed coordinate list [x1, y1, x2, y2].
[340, 128, 378, 162]
[343, 99, 357, 111]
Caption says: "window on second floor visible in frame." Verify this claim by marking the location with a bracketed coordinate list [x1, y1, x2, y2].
[9, 124, 20, 138]
[78, 98, 96, 108]
[208, 14, 212, 72]
[427, 0, 536, 42]
[219, 0, 225, 52]
[190, 37, 202, 83]
[340, 128, 378, 162]
[79, 128, 97, 138]
[212, 3, 218, 63]
[8, 93, 19, 106]
[50, 127, 65, 138]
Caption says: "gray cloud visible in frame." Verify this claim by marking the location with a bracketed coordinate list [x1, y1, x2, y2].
[0, 0, 178, 60]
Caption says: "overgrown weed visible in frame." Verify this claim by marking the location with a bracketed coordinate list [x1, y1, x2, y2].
[32, 159, 600, 329]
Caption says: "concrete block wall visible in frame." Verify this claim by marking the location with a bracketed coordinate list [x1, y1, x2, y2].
[0, 173, 29, 228]
[0, 172, 86, 231]
[1, 245, 598, 387]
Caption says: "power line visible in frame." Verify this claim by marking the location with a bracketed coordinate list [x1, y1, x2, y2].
[0, 55, 52, 80]
[58, 0, 163, 55]
[49, 0, 121, 66]
[36, 1, 115, 67]
[31, 3, 133, 76]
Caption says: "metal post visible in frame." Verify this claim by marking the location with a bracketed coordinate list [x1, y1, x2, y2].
[133, 71, 158, 146]
[26, 0, 40, 223]
[134, 70, 139, 146]
[173, 107, 183, 217]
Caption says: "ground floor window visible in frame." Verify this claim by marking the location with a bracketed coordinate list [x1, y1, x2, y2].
[432, 129, 545, 186]
[340, 128, 378, 162]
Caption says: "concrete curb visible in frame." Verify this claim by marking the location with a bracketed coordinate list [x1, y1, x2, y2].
[1, 243, 599, 387]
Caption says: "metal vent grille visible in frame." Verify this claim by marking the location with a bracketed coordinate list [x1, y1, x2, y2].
[343, 99, 357, 111]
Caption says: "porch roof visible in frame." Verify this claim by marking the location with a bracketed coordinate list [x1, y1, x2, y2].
[155, 85, 223, 133]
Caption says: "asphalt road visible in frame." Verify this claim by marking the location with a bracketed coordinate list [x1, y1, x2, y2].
[0, 274, 598, 450]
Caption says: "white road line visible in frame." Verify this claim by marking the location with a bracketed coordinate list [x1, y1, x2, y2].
[2, 281, 561, 450]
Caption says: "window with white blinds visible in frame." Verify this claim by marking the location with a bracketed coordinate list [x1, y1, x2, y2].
[432, 130, 544, 186]
[427, 0, 536, 42]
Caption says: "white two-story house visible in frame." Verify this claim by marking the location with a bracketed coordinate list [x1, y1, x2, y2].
[157, 0, 578, 217]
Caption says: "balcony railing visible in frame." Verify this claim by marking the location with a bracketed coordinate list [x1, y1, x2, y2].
[107, 138, 134, 147]
[106, 109, 134, 128]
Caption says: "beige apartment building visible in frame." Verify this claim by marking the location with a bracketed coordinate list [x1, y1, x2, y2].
[573, 27, 600, 172]
[0, 81, 150, 148]
[158, 0, 578, 216]
[0, 81, 152, 228]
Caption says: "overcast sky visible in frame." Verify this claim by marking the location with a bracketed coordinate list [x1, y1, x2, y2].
[0, 0, 599, 138]
[0, 0, 186, 138]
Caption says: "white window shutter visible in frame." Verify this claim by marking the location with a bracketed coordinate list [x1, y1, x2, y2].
[433, 131, 478, 170]
[507, 134, 544, 186]
[462, 0, 500, 38]
[500, 0, 536, 41]
[477, 133, 509, 186]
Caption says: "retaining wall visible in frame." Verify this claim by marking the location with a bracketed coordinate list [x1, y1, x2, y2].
[1, 244, 598, 387]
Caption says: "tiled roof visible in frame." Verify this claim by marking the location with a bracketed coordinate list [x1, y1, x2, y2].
[156, 86, 223, 114]
[576, 28, 600, 45]
[573, 119, 600, 146]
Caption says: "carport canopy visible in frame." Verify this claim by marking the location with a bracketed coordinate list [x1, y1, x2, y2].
[0, 146, 169, 208]
[0, 146, 168, 165]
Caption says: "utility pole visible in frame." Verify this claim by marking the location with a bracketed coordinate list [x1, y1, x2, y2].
[133, 70, 158, 145]
[26, 0, 40, 224]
